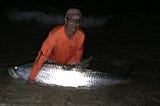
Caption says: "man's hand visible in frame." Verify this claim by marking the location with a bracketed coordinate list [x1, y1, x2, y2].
[27, 79, 36, 85]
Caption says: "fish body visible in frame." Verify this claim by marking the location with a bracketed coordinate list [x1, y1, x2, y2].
[8, 63, 126, 88]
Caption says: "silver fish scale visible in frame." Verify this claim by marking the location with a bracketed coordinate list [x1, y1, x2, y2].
[8, 63, 126, 88]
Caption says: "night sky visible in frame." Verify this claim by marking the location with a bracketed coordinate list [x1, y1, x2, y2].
[1, 0, 159, 15]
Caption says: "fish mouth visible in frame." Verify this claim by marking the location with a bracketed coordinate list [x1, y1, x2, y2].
[8, 69, 20, 79]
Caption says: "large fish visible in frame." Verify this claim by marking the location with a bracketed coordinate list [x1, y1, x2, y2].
[8, 57, 127, 88]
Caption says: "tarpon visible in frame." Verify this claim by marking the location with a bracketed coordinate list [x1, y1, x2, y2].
[8, 62, 127, 88]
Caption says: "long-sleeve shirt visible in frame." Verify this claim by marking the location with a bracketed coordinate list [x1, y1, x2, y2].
[29, 25, 85, 80]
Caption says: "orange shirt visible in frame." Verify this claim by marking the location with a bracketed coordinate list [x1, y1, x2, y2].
[29, 25, 85, 80]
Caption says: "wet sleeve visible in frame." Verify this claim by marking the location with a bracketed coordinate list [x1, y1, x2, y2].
[29, 33, 56, 80]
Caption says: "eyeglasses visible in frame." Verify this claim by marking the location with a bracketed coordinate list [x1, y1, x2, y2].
[66, 17, 82, 24]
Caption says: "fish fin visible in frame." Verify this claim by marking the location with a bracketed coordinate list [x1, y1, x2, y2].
[78, 56, 93, 68]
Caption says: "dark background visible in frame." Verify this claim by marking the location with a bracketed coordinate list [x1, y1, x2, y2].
[1, 0, 159, 14]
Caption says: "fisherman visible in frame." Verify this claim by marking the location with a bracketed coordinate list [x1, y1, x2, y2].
[28, 8, 86, 84]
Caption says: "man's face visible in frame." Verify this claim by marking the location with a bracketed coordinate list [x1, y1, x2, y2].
[65, 15, 81, 33]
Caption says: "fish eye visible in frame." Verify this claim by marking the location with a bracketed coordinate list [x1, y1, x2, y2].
[14, 66, 18, 70]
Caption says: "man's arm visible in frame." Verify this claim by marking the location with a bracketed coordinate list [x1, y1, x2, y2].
[28, 50, 47, 81]
[28, 32, 56, 81]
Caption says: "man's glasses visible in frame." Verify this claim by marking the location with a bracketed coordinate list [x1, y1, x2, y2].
[66, 17, 82, 24]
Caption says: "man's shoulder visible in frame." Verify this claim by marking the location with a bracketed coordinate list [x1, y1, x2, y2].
[50, 25, 64, 34]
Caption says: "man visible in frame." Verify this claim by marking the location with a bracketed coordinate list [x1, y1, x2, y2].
[28, 8, 85, 84]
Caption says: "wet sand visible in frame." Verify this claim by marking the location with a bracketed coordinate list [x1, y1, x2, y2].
[0, 77, 159, 106]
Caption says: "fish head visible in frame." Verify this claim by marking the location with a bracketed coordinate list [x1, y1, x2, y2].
[8, 66, 21, 79]
[8, 63, 32, 80]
